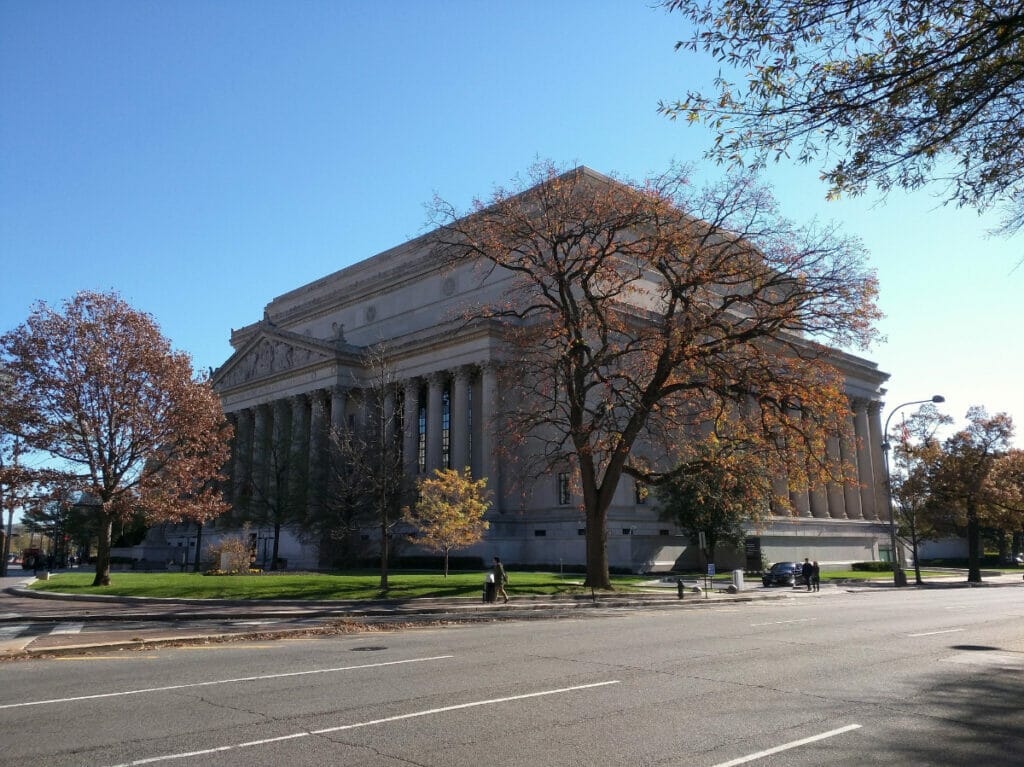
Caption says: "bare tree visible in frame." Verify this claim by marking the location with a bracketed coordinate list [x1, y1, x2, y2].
[308, 343, 411, 591]
[0, 291, 232, 585]
[430, 162, 879, 588]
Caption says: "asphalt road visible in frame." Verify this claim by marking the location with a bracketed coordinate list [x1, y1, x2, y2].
[1, 585, 1022, 766]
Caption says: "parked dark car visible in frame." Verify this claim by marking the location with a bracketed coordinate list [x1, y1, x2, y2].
[761, 561, 806, 587]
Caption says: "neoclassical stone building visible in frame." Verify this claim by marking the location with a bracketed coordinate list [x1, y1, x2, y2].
[211, 170, 892, 572]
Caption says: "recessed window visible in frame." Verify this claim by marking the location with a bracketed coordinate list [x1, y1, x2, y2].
[635, 481, 648, 504]
[659, 529, 670, 536]
[578, 528, 586, 536]
[534, 529, 547, 537]
[557, 472, 570, 505]
[622, 528, 632, 535]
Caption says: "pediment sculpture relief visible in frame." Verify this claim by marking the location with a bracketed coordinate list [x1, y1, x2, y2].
[219, 338, 327, 387]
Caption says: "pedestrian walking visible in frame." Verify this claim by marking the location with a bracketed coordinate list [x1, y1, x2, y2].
[811, 560, 820, 592]
[493, 557, 509, 603]
[801, 558, 813, 591]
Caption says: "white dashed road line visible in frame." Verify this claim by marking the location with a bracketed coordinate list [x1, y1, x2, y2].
[102, 680, 622, 767]
[749, 618, 816, 627]
[907, 628, 965, 637]
[0, 655, 454, 710]
[709, 724, 863, 767]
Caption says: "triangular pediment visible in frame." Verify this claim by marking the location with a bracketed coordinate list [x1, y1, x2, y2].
[212, 327, 353, 390]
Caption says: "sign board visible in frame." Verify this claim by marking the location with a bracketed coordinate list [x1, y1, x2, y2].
[707, 563, 716, 576]
[744, 537, 762, 570]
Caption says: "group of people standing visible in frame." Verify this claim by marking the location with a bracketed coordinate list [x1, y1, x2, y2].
[801, 558, 820, 592]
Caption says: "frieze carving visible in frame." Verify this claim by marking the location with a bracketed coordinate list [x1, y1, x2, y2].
[219, 338, 328, 387]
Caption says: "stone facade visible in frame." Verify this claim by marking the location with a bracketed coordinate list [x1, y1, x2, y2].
[211, 171, 893, 572]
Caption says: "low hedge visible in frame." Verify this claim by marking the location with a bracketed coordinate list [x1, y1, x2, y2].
[851, 561, 894, 572]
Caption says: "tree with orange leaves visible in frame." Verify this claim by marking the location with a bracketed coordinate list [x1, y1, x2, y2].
[403, 468, 490, 577]
[0, 291, 232, 585]
[430, 162, 880, 589]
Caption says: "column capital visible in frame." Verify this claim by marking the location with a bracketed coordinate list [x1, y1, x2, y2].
[452, 364, 474, 382]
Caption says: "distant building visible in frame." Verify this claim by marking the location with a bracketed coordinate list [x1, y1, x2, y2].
[211, 168, 892, 572]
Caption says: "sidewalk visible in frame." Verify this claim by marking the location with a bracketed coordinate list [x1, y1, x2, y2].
[3, 571, 1020, 658]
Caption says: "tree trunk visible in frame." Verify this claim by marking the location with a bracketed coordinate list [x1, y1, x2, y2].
[966, 499, 982, 583]
[193, 522, 204, 573]
[583, 506, 611, 589]
[911, 529, 923, 585]
[270, 520, 282, 570]
[443, 548, 449, 578]
[93, 512, 114, 586]
[379, 515, 389, 592]
[1, 489, 11, 578]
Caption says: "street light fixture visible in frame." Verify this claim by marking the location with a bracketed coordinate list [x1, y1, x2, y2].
[882, 395, 945, 587]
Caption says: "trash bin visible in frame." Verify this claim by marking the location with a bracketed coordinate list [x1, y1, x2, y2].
[731, 569, 744, 591]
[483, 579, 497, 603]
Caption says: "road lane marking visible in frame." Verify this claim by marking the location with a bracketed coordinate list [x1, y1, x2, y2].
[749, 618, 816, 627]
[0, 655, 454, 710]
[907, 628, 965, 637]
[0, 625, 33, 655]
[709, 724, 862, 767]
[102, 680, 621, 766]
[51, 622, 85, 634]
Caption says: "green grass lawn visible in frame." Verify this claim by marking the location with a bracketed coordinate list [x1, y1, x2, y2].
[820, 569, 951, 580]
[28, 570, 653, 600]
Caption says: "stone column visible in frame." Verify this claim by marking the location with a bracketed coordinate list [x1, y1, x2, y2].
[270, 399, 292, 511]
[840, 409, 863, 519]
[426, 372, 446, 473]
[289, 394, 310, 514]
[232, 408, 254, 508]
[450, 366, 472, 473]
[308, 390, 327, 517]
[479, 362, 500, 510]
[853, 400, 877, 520]
[868, 401, 888, 520]
[403, 379, 420, 477]
[251, 403, 271, 507]
[786, 407, 811, 517]
[839, 413, 864, 520]
[826, 433, 846, 519]
[223, 412, 238, 503]
[330, 386, 348, 439]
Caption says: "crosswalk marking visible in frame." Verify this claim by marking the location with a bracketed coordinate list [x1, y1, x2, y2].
[51, 622, 84, 635]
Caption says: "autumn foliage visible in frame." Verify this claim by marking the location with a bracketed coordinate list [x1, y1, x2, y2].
[403, 468, 490, 577]
[430, 162, 880, 588]
[0, 291, 232, 585]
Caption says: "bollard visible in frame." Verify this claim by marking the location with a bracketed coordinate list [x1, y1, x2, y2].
[677, 578, 685, 599]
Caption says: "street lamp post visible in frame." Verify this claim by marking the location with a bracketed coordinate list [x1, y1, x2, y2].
[882, 395, 945, 587]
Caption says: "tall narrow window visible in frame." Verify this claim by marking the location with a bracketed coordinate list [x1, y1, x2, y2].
[441, 388, 451, 469]
[557, 472, 570, 505]
[417, 393, 427, 474]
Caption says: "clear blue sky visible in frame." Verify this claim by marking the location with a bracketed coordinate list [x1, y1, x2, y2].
[2, 1, 1021, 443]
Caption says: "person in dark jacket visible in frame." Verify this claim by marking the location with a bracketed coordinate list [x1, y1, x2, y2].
[801, 558, 813, 591]
[493, 557, 509, 603]
[811, 561, 820, 591]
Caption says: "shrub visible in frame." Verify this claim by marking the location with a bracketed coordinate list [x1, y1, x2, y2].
[851, 561, 894, 572]
[205, 529, 254, 574]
